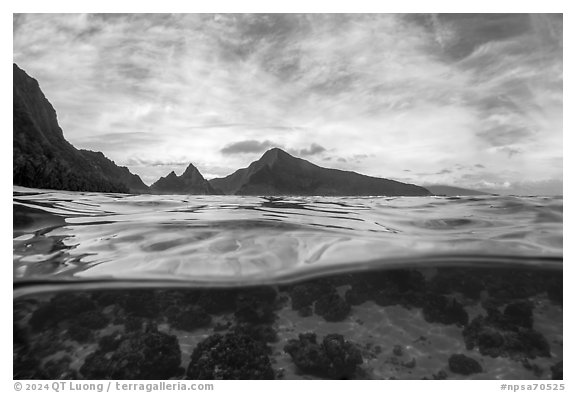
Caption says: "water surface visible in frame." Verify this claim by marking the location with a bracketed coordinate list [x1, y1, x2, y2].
[13, 186, 562, 285]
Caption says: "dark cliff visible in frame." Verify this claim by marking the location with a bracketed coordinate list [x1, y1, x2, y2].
[79, 150, 150, 193]
[13, 64, 148, 193]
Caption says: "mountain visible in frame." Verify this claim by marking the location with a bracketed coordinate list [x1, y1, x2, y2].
[150, 163, 217, 195]
[209, 148, 431, 196]
[79, 150, 150, 193]
[425, 185, 492, 196]
[13, 63, 149, 194]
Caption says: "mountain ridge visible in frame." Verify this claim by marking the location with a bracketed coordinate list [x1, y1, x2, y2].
[209, 148, 431, 196]
[13, 63, 149, 194]
[150, 163, 217, 195]
[14, 64, 433, 197]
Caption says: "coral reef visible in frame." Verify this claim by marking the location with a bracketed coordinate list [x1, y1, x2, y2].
[314, 290, 351, 322]
[448, 354, 483, 375]
[462, 303, 550, 359]
[187, 332, 275, 379]
[284, 333, 363, 379]
[422, 294, 469, 327]
[80, 324, 183, 379]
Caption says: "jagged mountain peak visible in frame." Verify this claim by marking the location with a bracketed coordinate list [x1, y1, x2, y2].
[150, 163, 216, 195]
[182, 163, 202, 177]
[259, 148, 293, 164]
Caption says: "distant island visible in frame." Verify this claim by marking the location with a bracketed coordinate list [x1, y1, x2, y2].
[208, 148, 430, 196]
[14, 63, 486, 197]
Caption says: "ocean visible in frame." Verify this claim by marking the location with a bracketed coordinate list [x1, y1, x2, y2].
[13, 186, 563, 380]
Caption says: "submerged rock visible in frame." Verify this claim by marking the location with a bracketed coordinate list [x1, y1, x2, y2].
[284, 333, 363, 379]
[485, 270, 550, 305]
[502, 301, 534, 329]
[448, 354, 483, 375]
[462, 310, 550, 359]
[80, 324, 182, 379]
[314, 290, 351, 322]
[422, 294, 469, 327]
[286, 278, 352, 321]
[187, 332, 275, 379]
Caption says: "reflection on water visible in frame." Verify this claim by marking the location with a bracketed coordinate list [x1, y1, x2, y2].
[14, 265, 562, 380]
[13, 187, 563, 380]
[13, 187, 562, 283]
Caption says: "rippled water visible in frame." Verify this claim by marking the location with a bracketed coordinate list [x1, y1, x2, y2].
[13, 186, 562, 285]
[13, 186, 564, 380]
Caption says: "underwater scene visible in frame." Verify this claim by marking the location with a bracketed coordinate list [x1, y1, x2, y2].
[13, 187, 563, 380]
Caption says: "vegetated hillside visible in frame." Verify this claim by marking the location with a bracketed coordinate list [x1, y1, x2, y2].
[210, 148, 431, 196]
[13, 64, 148, 193]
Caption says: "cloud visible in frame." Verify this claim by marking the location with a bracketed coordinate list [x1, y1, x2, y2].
[424, 14, 535, 60]
[220, 140, 278, 155]
[124, 157, 193, 167]
[13, 14, 562, 194]
[73, 132, 161, 153]
[294, 143, 326, 156]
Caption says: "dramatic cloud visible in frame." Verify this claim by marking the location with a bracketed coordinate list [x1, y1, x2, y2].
[220, 140, 278, 155]
[13, 14, 562, 193]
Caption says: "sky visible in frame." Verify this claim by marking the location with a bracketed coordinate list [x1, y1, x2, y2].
[13, 13, 563, 194]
